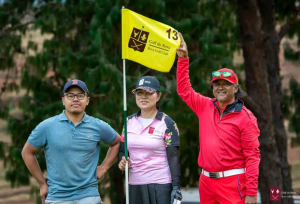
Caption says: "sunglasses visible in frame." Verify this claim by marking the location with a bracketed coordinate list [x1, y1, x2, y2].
[212, 71, 238, 84]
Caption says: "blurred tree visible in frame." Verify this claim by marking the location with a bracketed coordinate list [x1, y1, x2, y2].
[0, 0, 37, 187]
[0, 0, 127, 202]
[0, 0, 298, 204]
[236, 0, 300, 203]
[283, 45, 300, 148]
[285, 78, 300, 148]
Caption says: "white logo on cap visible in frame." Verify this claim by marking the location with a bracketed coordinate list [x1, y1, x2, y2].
[144, 80, 151, 84]
[139, 79, 144, 85]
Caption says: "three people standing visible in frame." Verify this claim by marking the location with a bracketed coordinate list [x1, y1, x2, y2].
[22, 34, 260, 204]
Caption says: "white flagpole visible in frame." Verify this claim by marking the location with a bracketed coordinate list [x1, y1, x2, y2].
[123, 58, 129, 204]
[122, 6, 129, 204]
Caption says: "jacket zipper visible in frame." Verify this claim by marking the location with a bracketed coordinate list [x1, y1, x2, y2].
[217, 109, 239, 123]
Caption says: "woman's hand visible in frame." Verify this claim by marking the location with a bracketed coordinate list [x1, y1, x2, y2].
[118, 156, 130, 171]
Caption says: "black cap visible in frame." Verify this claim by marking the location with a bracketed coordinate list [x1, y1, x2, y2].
[62, 79, 89, 95]
[133, 76, 160, 93]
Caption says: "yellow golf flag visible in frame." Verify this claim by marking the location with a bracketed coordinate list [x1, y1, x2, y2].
[122, 9, 180, 72]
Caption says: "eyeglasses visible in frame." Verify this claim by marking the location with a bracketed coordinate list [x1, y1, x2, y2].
[64, 93, 86, 100]
[212, 71, 238, 84]
[135, 90, 155, 97]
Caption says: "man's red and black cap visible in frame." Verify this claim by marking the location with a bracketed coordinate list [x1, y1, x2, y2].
[210, 68, 239, 85]
[133, 76, 160, 93]
[62, 79, 89, 95]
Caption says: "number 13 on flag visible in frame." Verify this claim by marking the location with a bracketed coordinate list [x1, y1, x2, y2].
[166, 29, 179, 41]
[122, 8, 181, 72]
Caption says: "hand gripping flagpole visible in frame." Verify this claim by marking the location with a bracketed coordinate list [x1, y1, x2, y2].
[122, 6, 129, 204]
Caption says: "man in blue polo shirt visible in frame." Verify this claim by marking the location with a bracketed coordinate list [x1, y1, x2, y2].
[22, 79, 121, 204]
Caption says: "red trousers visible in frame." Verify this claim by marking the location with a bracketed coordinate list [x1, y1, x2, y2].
[199, 173, 246, 204]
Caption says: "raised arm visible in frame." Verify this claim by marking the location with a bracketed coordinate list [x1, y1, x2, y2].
[176, 33, 208, 114]
[22, 142, 48, 204]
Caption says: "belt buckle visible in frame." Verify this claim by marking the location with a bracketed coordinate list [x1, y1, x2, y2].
[209, 172, 220, 179]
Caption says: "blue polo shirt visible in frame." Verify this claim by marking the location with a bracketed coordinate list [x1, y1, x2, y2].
[27, 111, 118, 200]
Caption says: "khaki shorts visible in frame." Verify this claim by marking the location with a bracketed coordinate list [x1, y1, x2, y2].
[45, 196, 102, 204]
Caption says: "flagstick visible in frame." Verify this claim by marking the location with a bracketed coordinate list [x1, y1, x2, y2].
[122, 6, 129, 203]
[123, 58, 129, 204]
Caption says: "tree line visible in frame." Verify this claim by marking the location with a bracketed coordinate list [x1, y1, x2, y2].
[0, 0, 300, 203]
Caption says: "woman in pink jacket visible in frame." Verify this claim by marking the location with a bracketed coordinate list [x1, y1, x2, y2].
[118, 76, 182, 204]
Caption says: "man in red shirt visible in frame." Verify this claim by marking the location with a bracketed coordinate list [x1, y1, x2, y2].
[176, 33, 260, 204]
